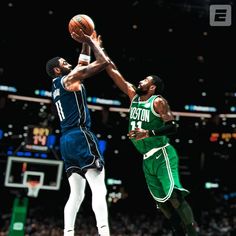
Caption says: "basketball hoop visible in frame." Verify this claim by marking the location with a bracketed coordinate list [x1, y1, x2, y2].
[27, 181, 41, 198]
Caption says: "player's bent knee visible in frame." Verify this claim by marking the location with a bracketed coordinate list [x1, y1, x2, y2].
[169, 190, 184, 209]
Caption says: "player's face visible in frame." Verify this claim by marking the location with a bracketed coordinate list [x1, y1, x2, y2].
[136, 76, 153, 95]
[58, 58, 72, 76]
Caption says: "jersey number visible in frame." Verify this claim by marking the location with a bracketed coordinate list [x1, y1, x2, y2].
[130, 121, 142, 130]
[55, 100, 65, 121]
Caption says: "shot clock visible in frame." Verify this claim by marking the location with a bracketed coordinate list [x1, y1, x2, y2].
[25, 126, 52, 152]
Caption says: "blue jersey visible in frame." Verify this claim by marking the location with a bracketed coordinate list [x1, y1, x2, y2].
[52, 76, 91, 133]
[51, 76, 104, 173]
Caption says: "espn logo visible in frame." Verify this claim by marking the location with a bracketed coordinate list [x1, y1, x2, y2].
[209, 5, 232, 26]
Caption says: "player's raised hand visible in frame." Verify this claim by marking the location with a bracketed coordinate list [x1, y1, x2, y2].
[70, 29, 93, 44]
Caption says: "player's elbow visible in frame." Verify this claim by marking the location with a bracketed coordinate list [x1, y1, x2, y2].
[104, 60, 110, 67]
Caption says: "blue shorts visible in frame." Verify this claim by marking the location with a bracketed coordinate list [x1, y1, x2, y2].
[60, 127, 104, 173]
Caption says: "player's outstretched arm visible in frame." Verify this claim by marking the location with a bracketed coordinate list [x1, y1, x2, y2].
[95, 35, 136, 101]
[105, 61, 136, 101]
[63, 30, 110, 89]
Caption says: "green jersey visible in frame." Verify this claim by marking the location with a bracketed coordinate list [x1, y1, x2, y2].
[128, 94, 169, 154]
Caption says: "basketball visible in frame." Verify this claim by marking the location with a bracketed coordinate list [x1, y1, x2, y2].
[68, 14, 95, 36]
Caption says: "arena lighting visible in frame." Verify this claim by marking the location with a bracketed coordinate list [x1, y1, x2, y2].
[109, 107, 129, 113]
[7, 94, 236, 119]
[7, 151, 48, 159]
[224, 192, 236, 200]
[87, 96, 121, 106]
[98, 140, 107, 155]
[107, 178, 122, 185]
[210, 132, 236, 142]
[205, 182, 219, 189]
[34, 89, 52, 98]
[33, 91, 121, 102]
[0, 85, 17, 93]
[230, 106, 236, 112]
[8, 94, 51, 104]
[184, 104, 217, 112]
[172, 111, 211, 118]
[219, 114, 236, 118]
[225, 92, 236, 97]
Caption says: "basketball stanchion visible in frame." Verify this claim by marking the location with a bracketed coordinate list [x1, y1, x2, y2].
[8, 181, 42, 236]
[8, 198, 28, 236]
[5, 156, 63, 236]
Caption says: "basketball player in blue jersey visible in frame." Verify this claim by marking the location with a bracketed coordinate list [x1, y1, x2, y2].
[104, 54, 198, 235]
[46, 30, 111, 236]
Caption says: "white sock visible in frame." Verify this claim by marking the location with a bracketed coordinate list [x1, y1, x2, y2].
[98, 225, 110, 236]
[64, 229, 74, 236]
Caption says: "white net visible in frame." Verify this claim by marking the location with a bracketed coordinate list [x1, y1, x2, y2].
[27, 181, 41, 198]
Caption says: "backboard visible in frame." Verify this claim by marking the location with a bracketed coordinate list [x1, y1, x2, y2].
[4, 156, 63, 192]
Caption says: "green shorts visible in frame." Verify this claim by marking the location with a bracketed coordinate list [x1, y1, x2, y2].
[142, 143, 189, 203]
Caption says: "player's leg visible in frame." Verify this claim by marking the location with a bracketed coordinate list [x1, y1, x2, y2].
[64, 172, 86, 236]
[85, 168, 110, 236]
[143, 146, 190, 235]
[158, 201, 186, 236]
[169, 190, 198, 236]
[143, 158, 186, 235]
[162, 145, 198, 235]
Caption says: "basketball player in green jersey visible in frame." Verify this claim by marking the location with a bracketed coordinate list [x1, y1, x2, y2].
[105, 61, 198, 235]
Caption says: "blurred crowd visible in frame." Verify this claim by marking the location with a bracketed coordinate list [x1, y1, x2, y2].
[1, 197, 235, 236]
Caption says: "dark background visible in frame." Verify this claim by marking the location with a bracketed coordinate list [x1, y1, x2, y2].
[0, 0, 235, 226]
[0, 0, 235, 111]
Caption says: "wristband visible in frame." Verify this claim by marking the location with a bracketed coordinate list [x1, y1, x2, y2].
[79, 54, 91, 63]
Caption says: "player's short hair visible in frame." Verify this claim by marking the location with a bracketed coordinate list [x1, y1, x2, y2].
[46, 56, 61, 78]
[151, 75, 164, 95]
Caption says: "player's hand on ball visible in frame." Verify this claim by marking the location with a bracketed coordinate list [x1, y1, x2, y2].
[71, 29, 92, 44]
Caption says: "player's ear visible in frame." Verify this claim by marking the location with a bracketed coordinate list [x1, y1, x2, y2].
[150, 84, 156, 92]
[54, 67, 61, 75]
